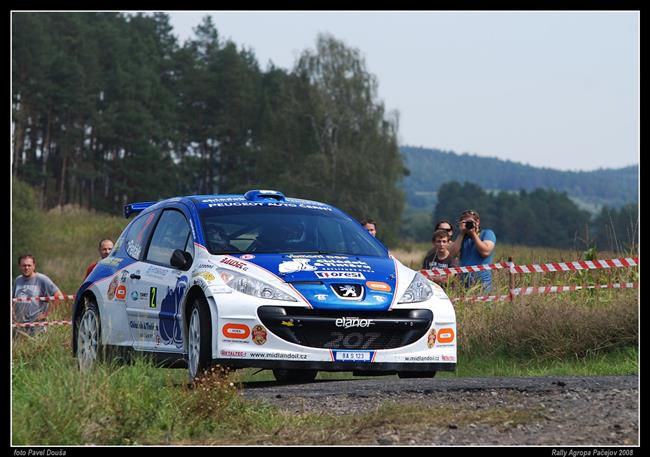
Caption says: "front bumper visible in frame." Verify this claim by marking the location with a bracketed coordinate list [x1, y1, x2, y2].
[217, 358, 456, 372]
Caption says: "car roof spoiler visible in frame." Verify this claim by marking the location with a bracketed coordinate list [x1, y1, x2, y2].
[244, 189, 286, 202]
[123, 202, 156, 218]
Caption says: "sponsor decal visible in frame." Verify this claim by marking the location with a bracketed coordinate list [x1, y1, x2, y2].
[198, 272, 216, 282]
[99, 257, 124, 267]
[126, 240, 142, 259]
[442, 355, 456, 362]
[220, 257, 249, 271]
[314, 294, 328, 301]
[241, 254, 255, 260]
[202, 197, 245, 204]
[204, 201, 333, 212]
[333, 351, 374, 362]
[107, 276, 119, 300]
[252, 324, 268, 345]
[279, 258, 317, 274]
[159, 276, 188, 349]
[196, 263, 215, 270]
[146, 266, 169, 277]
[335, 317, 375, 329]
[222, 323, 251, 339]
[427, 328, 437, 348]
[130, 291, 139, 301]
[437, 327, 455, 344]
[115, 284, 127, 301]
[129, 320, 159, 331]
[193, 268, 217, 281]
[366, 281, 391, 292]
[373, 295, 387, 303]
[248, 352, 309, 360]
[280, 320, 295, 327]
[149, 287, 157, 308]
[315, 271, 366, 279]
[282, 256, 374, 272]
[405, 355, 439, 361]
[220, 350, 247, 358]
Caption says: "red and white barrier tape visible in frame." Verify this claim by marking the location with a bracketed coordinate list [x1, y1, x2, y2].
[11, 282, 637, 327]
[12, 320, 72, 328]
[421, 257, 638, 278]
[510, 258, 639, 274]
[452, 282, 639, 303]
[12, 294, 76, 303]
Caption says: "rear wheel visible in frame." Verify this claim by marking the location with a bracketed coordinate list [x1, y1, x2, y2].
[397, 371, 437, 379]
[77, 300, 103, 371]
[187, 297, 212, 381]
[272, 369, 318, 383]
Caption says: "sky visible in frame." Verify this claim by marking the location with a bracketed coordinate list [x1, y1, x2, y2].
[165, 11, 639, 172]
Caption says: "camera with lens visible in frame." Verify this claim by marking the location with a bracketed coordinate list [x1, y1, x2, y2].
[464, 220, 474, 230]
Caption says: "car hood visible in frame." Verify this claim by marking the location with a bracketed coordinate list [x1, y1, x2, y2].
[233, 253, 400, 311]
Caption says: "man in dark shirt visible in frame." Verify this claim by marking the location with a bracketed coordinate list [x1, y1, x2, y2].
[422, 229, 458, 287]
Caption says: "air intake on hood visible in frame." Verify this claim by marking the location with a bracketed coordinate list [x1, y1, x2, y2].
[244, 189, 286, 202]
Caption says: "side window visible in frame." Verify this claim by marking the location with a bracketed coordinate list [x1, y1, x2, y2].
[146, 210, 192, 267]
[124, 211, 159, 260]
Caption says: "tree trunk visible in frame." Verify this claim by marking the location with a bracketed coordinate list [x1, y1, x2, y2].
[58, 154, 68, 207]
[39, 114, 51, 209]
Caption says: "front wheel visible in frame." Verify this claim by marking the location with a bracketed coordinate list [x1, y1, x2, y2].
[272, 369, 318, 383]
[77, 300, 103, 371]
[187, 297, 212, 381]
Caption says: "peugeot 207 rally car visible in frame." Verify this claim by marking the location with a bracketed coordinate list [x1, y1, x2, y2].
[72, 190, 457, 381]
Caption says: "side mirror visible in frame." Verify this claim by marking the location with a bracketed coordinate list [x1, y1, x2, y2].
[170, 249, 193, 270]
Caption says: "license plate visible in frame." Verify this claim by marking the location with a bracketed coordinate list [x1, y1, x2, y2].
[333, 351, 373, 362]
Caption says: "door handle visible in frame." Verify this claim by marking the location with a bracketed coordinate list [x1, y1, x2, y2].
[130, 273, 141, 280]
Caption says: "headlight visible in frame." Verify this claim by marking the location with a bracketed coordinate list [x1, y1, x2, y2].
[398, 272, 434, 303]
[217, 268, 297, 301]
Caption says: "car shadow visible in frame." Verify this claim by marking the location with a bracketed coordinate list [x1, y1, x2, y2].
[239, 378, 360, 389]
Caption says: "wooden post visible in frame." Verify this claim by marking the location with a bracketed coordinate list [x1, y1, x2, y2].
[508, 256, 515, 302]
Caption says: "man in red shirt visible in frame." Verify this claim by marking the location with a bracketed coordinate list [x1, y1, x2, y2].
[84, 238, 114, 279]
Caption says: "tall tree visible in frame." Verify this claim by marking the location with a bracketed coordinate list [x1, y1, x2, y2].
[294, 34, 406, 244]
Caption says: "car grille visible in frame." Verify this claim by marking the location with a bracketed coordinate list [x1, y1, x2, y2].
[257, 307, 433, 350]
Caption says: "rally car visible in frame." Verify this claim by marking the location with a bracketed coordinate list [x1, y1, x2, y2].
[72, 190, 457, 382]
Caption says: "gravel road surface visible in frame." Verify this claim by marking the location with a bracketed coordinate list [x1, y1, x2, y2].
[241, 375, 638, 445]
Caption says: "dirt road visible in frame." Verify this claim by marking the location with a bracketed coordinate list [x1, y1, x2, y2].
[241, 375, 638, 445]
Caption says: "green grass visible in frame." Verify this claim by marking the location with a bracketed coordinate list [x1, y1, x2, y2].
[12, 324, 636, 445]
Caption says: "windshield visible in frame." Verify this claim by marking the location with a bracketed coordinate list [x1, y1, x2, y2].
[198, 205, 387, 257]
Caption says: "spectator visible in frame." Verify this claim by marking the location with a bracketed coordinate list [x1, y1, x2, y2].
[434, 219, 454, 240]
[361, 218, 377, 237]
[13, 254, 63, 336]
[84, 238, 114, 279]
[422, 229, 458, 287]
[448, 209, 497, 291]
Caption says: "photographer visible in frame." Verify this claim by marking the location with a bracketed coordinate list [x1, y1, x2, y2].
[447, 209, 496, 291]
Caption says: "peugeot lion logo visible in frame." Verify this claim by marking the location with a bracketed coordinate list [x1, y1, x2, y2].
[331, 284, 364, 300]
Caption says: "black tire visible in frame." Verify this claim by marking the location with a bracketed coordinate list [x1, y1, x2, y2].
[76, 299, 104, 371]
[397, 371, 437, 379]
[187, 296, 212, 381]
[272, 369, 318, 383]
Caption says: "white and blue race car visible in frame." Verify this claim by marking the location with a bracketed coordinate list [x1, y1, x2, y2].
[72, 190, 457, 381]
